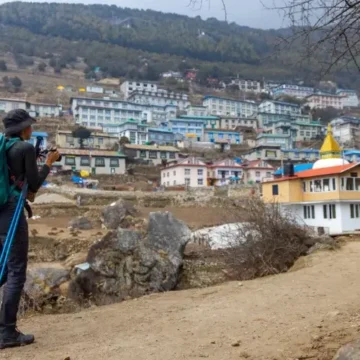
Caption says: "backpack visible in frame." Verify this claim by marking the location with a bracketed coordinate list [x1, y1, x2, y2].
[0, 134, 21, 206]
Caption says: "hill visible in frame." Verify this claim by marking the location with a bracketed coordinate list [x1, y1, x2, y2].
[0, 2, 358, 88]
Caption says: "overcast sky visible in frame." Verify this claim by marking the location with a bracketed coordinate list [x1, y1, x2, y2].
[0, 0, 286, 29]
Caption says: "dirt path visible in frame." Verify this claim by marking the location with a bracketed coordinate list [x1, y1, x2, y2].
[4, 242, 360, 360]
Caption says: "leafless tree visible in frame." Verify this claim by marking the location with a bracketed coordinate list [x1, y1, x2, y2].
[267, 0, 360, 75]
[188, 0, 228, 21]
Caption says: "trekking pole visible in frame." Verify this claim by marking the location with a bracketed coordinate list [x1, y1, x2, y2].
[0, 183, 28, 283]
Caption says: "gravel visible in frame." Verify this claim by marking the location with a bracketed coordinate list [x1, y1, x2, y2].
[34, 193, 74, 204]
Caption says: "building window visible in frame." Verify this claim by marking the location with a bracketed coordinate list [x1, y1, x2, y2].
[198, 178, 204, 185]
[323, 204, 336, 219]
[110, 158, 119, 167]
[80, 156, 90, 166]
[341, 177, 360, 191]
[149, 151, 158, 159]
[173, 180, 176, 185]
[169, 152, 176, 159]
[185, 169, 191, 175]
[303, 205, 315, 219]
[140, 150, 146, 158]
[160, 152, 167, 159]
[98, 137, 103, 145]
[198, 169, 203, 176]
[185, 178, 190, 186]
[350, 204, 360, 218]
[255, 171, 261, 177]
[303, 181, 307, 192]
[272, 184, 279, 195]
[95, 158, 105, 167]
[65, 156, 76, 166]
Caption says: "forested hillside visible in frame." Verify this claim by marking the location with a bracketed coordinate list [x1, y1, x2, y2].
[0, 2, 358, 88]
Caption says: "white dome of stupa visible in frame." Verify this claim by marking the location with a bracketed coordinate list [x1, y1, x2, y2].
[313, 158, 349, 169]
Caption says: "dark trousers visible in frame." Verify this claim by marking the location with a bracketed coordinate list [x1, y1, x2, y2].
[0, 200, 28, 331]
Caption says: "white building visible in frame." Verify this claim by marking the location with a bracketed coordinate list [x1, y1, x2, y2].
[86, 86, 104, 94]
[336, 89, 359, 108]
[208, 159, 243, 186]
[258, 100, 301, 115]
[330, 116, 360, 146]
[161, 71, 183, 79]
[58, 148, 126, 175]
[272, 84, 314, 99]
[28, 102, 61, 118]
[123, 144, 179, 166]
[0, 98, 27, 114]
[161, 157, 208, 187]
[103, 120, 149, 145]
[242, 160, 275, 184]
[128, 89, 190, 110]
[305, 93, 344, 109]
[120, 81, 158, 99]
[230, 79, 262, 93]
[186, 105, 208, 117]
[203, 96, 258, 118]
[220, 116, 257, 129]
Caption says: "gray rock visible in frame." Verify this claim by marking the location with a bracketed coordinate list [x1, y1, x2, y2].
[69, 216, 92, 230]
[102, 200, 138, 229]
[333, 339, 360, 359]
[70, 212, 191, 304]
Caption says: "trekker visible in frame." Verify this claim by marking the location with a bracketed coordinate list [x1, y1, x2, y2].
[0, 109, 59, 349]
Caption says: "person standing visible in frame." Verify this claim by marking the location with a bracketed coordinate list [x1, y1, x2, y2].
[0, 109, 59, 349]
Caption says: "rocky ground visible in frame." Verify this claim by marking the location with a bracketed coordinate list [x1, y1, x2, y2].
[1, 241, 359, 360]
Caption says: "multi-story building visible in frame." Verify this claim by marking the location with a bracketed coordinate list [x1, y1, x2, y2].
[257, 112, 310, 128]
[128, 89, 190, 110]
[262, 125, 360, 235]
[220, 116, 257, 130]
[56, 130, 119, 150]
[272, 84, 314, 99]
[242, 160, 275, 184]
[202, 95, 258, 118]
[281, 148, 319, 162]
[161, 157, 208, 187]
[186, 105, 208, 117]
[167, 118, 205, 141]
[120, 81, 158, 99]
[203, 129, 242, 144]
[258, 100, 301, 115]
[102, 120, 149, 145]
[305, 92, 344, 109]
[336, 89, 359, 107]
[59, 148, 126, 175]
[256, 133, 292, 149]
[208, 159, 243, 185]
[0, 98, 27, 114]
[148, 128, 175, 145]
[122, 144, 179, 166]
[230, 79, 262, 93]
[86, 85, 104, 94]
[330, 116, 360, 146]
[28, 102, 62, 118]
[179, 115, 220, 130]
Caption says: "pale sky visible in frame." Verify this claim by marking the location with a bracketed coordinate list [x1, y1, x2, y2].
[0, 0, 286, 29]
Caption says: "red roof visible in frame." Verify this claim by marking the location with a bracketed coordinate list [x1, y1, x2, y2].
[298, 163, 357, 178]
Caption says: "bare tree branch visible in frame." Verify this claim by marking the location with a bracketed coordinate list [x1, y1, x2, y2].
[188, 0, 228, 21]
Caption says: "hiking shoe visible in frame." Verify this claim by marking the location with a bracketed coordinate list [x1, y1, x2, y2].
[0, 329, 34, 349]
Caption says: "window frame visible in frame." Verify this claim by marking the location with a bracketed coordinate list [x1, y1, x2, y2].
[272, 184, 279, 195]
[80, 156, 90, 166]
[110, 158, 120, 167]
[94, 157, 105, 167]
[65, 156, 76, 166]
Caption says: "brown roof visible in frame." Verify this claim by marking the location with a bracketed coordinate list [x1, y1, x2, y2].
[58, 148, 126, 157]
[124, 144, 179, 152]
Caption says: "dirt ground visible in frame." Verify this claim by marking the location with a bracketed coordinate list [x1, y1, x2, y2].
[1, 241, 360, 360]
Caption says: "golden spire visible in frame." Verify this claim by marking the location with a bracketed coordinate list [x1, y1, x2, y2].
[320, 124, 341, 159]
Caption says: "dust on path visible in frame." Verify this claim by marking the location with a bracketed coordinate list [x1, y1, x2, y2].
[3, 242, 360, 360]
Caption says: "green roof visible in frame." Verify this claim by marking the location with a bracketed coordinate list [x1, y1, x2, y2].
[257, 133, 291, 138]
[179, 115, 220, 121]
[293, 121, 323, 127]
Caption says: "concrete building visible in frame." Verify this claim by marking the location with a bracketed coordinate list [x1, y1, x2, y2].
[120, 81, 158, 99]
[102, 120, 149, 145]
[148, 128, 175, 145]
[208, 159, 243, 186]
[86, 86, 104, 94]
[186, 105, 208, 117]
[330, 116, 360, 146]
[58, 148, 126, 175]
[272, 84, 314, 99]
[230, 79, 262, 93]
[220, 116, 257, 130]
[257, 112, 311, 128]
[0, 98, 27, 114]
[168, 118, 205, 141]
[128, 89, 190, 110]
[262, 125, 360, 235]
[256, 133, 292, 149]
[258, 100, 301, 115]
[336, 89, 359, 108]
[161, 157, 208, 187]
[203, 129, 242, 144]
[56, 130, 119, 150]
[242, 160, 275, 184]
[202, 95, 258, 118]
[123, 144, 179, 165]
[305, 93, 344, 109]
[28, 102, 61, 118]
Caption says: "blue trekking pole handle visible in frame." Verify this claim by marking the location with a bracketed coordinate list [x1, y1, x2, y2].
[0, 183, 28, 283]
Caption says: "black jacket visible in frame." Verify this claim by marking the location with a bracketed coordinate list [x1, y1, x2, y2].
[6, 140, 50, 194]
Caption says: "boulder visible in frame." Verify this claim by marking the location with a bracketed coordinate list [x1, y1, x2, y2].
[102, 200, 138, 229]
[69, 212, 191, 304]
[333, 339, 360, 359]
[69, 216, 92, 230]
